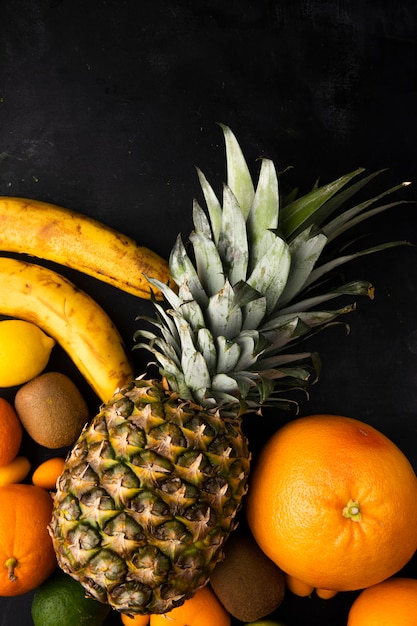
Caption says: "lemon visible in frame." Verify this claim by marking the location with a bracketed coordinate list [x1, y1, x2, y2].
[31, 570, 110, 626]
[0, 320, 55, 386]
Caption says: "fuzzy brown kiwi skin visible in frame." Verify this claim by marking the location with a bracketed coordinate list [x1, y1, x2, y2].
[14, 371, 89, 449]
[210, 524, 286, 622]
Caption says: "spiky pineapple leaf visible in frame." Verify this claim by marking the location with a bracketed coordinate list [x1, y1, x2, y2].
[247, 236, 291, 313]
[196, 328, 217, 375]
[135, 298, 179, 344]
[233, 330, 262, 371]
[196, 167, 223, 244]
[231, 371, 259, 402]
[257, 351, 314, 368]
[192, 196, 212, 237]
[254, 365, 313, 405]
[304, 240, 410, 290]
[218, 185, 249, 284]
[216, 336, 242, 373]
[137, 332, 181, 369]
[211, 372, 240, 401]
[247, 158, 279, 271]
[260, 304, 356, 334]
[279, 168, 365, 238]
[323, 182, 413, 242]
[168, 235, 209, 308]
[175, 316, 212, 401]
[232, 280, 264, 309]
[280, 280, 374, 314]
[189, 220, 225, 297]
[205, 280, 242, 339]
[220, 123, 255, 219]
[242, 297, 268, 331]
[282, 168, 386, 237]
[179, 298, 206, 330]
[144, 276, 182, 310]
[277, 226, 328, 307]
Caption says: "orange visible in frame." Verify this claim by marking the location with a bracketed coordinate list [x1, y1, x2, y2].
[150, 585, 231, 626]
[0, 483, 56, 595]
[121, 614, 150, 626]
[246, 414, 417, 595]
[347, 577, 417, 625]
[32, 457, 66, 490]
[0, 397, 23, 467]
[0, 455, 31, 486]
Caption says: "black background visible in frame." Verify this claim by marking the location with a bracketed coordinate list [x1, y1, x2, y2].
[1, 1, 417, 625]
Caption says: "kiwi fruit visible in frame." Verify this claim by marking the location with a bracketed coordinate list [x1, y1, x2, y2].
[14, 371, 89, 448]
[210, 524, 286, 622]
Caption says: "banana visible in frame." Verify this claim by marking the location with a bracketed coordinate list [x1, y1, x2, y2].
[0, 196, 174, 300]
[0, 256, 134, 403]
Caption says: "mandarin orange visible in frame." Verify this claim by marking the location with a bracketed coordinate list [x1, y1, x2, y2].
[0, 397, 23, 467]
[0, 455, 31, 486]
[246, 414, 417, 595]
[347, 577, 417, 625]
[0, 483, 56, 595]
[150, 585, 230, 626]
[32, 457, 66, 490]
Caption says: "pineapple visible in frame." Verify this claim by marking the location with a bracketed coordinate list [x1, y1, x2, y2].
[49, 125, 410, 615]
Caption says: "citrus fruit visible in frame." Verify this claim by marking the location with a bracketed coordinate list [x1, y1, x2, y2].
[0, 319, 55, 387]
[0, 455, 31, 486]
[246, 414, 417, 594]
[0, 397, 23, 466]
[150, 585, 231, 626]
[347, 577, 417, 625]
[0, 483, 56, 595]
[31, 569, 110, 626]
[32, 457, 66, 490]
[121, 614, 150, 625]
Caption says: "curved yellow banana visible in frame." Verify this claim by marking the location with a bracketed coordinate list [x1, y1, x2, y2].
[0, 196, 174, 300]
[0, 257, 134, 403]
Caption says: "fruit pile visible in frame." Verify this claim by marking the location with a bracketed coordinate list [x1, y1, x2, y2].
[0, 126, 416, 626]
[0, 323, 100, 599]
[0, 196, 174, 622]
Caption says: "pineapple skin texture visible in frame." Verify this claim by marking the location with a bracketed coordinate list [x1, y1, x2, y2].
[49, 378, 250, 615]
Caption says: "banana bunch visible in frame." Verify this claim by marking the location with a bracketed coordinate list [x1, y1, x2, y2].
[0, 197, 173, 401]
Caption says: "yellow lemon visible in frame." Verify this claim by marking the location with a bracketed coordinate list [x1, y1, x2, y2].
[0, 320, 55, 386]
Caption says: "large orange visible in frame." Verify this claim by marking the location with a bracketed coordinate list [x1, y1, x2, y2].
[246, 414, 417, 595]
[0, 397, 23, 467]
[347, 577, 417, 625]
[0, 483, 57, 595]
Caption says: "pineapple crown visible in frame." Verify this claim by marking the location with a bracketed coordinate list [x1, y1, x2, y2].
[135, 125, 411, 414]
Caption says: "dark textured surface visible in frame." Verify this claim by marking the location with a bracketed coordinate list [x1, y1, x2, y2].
[0, 2, 416, 624]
